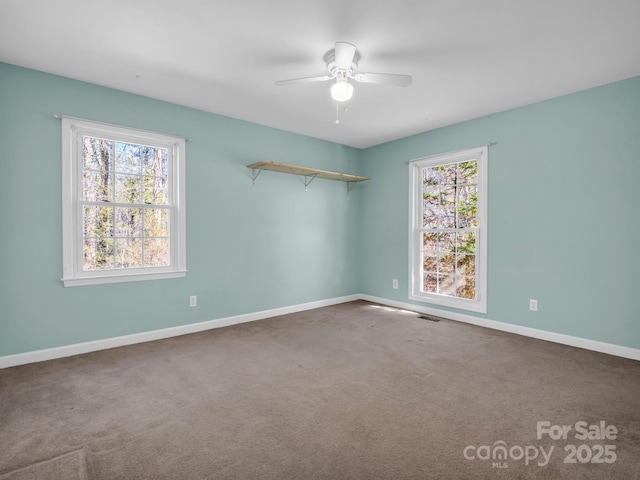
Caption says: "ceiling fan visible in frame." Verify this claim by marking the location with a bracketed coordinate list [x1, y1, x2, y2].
[274, 41, 412, 102]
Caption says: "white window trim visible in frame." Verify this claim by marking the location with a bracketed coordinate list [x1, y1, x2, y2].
[61, 117, 187, 287]
[408, 145, 487, 313]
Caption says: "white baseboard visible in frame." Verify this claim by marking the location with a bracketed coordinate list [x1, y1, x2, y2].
[2, 293, 638, 369]
[0, 294, 359, 369]
[359, 294, 640, 362]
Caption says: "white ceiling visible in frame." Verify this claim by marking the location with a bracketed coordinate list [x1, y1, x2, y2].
[2, 0, 639, 149]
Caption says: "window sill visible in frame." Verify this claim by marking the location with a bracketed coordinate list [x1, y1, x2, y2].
[409, 292, 486, 314]
[62, 269, 187, 287]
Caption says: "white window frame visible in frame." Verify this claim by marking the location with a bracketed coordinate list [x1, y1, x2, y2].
[61, 117, 186, 286]
[408, 146, 487, 313]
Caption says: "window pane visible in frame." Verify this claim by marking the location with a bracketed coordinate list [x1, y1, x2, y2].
[440, 187, 456, 206]
[143, 176, 168, 205]
[423, 206, 440, 228]
[457, 276, 476, 299]
[458, 161, 477, 184]
[439, 253, 455, 274]
[457, 184, 477, 228]
[456, 254, 476, 276]
[438, 274, 456, 295]
[115, 142, 141, 174]
[83, 137, 113, 172]
[422, 187, 439, 207]
[440, 207, 456, 228]
[144, 208, 169, 237]
[115, 174, 141, 204]
[142, 146, 168, 177]
[423, 167, 440, 187]
[83, 238, 114, 270]
[458, 201, 478, 228]
[440, 164, 457, 185]
[457, 232, 476, 254]
[423, 273, 437, 293]
[458, 212, 476, 229]
[144, 238, 169, 266]
[457, 183, 477, 202]
[83, 171, 112, 202]
[423, 232, 438, 255]
[115, 238, 142, 268]
[83, 206, 113, 238]
[115, 208, 142, 237]
[439, 232, 456, 252]
[423, 254, 437, 272]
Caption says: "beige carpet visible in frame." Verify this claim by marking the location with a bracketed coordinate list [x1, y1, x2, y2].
[1, 301, 639, 479]
[0, 450, 87, 480]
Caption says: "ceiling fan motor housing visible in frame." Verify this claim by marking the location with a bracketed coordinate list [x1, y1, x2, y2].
[325, 50, 359, 78]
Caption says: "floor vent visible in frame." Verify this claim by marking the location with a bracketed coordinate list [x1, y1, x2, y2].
[418, 315, 440, 322]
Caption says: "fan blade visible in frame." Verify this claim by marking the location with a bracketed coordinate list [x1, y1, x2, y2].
[335, 42, 357, 69]
[274, 75, 332, 86]
[352, 72, 413, 87]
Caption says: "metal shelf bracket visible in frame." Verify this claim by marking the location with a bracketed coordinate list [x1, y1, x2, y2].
[303, 174, 318, 191]
[251, 167, 263, 186]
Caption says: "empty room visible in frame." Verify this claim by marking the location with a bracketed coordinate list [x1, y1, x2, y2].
[1, 1, 639, 479]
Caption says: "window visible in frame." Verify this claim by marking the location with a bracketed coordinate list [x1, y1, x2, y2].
[409, 146, 487, 313]
[61, 118, 186, 286]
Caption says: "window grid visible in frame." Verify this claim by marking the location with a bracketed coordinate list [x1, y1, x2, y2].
[81, 136, 171, 271]
[419, 160, 478, 300]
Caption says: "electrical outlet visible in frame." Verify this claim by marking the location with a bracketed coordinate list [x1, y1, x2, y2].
[392, 279, 399, 289]
[190, 295, 197, 307]
[529, 299, 538, 311]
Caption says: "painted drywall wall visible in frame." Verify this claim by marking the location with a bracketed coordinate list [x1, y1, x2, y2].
[0, 63, 362, 356]
[1, 61, 638, 358]
[358, 75, 640, 349]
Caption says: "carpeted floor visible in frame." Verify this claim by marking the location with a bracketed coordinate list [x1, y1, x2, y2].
[1, 300, 639, 479]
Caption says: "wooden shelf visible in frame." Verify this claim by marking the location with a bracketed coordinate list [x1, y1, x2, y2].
[246, 161, 369, 193]
[247, 161, 369, 183]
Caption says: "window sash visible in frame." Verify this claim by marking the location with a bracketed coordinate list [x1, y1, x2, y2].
[78, 202, 173, 272]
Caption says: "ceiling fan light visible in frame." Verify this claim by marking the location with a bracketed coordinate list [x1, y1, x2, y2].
[331, 80, 354, 102]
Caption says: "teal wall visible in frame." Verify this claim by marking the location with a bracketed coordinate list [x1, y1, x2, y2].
[1, 62, 639, 356]
[0, 63, 361, 356]
[358, 75, 640, 349]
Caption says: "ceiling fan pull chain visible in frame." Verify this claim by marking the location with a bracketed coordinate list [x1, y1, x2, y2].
[335, 102, 340, 124]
